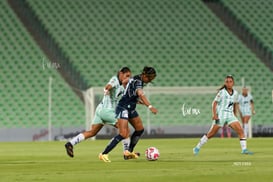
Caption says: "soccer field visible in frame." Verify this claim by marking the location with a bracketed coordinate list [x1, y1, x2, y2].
[0, 138, 272, 182]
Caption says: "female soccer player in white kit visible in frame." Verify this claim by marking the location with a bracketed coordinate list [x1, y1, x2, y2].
[193, 75, 253, 155]
[65, 67, 132, 158]
[238, 87, 255, 138]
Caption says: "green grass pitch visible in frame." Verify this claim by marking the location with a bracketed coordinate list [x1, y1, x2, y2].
[0, 138, 272, 182]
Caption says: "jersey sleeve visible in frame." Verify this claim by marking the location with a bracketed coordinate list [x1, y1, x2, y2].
[107, 76, 119, 88]
[134, 79, 143, 92]
[214, 90, 222, 102]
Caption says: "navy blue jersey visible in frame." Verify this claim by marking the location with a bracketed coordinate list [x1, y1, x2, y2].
[117, 75, 143, 110]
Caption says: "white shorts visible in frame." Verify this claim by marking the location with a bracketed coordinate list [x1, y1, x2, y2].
[213, 116, 239, 127]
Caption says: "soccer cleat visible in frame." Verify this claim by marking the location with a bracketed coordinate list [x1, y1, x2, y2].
[241, 149, 254, 155]
[193, 147, 200, 156]
[65, 142, 74, 158]
[99, 153, 111, 162]
[123, 150, 140, 160]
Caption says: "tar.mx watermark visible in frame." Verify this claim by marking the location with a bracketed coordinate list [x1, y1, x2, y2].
[42, 57, 61, 70]
[181, 103, 201, 116]
[232, 162, 252, 166]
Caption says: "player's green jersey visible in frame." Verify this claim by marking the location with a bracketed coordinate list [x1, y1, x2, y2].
[101, 76, 124, 109]
[214, 88, 238, 119]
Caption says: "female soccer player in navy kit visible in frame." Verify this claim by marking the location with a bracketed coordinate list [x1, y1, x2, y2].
[193, 75, 253, 155]
[99, 66, 158, 162]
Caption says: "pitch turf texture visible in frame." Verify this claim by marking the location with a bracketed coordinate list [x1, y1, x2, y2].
[1, 138, 272, 182]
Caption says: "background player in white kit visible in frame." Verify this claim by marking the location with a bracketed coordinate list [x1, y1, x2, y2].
[193, 75, 253, 155]
[65, 67, 132, 158]
[238, 87, 255, 138]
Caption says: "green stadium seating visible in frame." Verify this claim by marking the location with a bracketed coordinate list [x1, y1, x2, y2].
[2, 0, 272, 128]
[0, 0, 85, 128]
[221, 0, 273, 59]
[24, 0, 273, 125]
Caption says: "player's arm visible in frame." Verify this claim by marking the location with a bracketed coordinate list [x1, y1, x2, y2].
[104, 84, 113, 95]
[212, 100, 218, 120]
[233, 102, 239, 116]
[137, 88, 158, 114]
[250, 100, 255, 114]
[137, 98, 144, 105]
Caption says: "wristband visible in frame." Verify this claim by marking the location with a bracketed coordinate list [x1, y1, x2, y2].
[148, 105, 153, 109]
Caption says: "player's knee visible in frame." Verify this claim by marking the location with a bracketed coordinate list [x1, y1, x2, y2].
[119, 130, 129, 138]
[120, 133, 128, 138]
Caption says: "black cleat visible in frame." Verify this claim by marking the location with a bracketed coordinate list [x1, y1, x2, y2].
[65, 142, 74, 158]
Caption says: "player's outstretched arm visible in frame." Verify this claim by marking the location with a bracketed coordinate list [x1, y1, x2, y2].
[211, 101, 218, 120]
[104, 84, 113, 95]
[137, 89, 158, 114]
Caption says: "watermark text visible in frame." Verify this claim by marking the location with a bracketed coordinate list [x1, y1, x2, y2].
[232, 162, 252, 166]
[181, 103, 201, 116]
[42, 57, 61, 70]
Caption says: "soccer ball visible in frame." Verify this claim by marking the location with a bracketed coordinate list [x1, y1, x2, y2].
[145, 147, 160, 161]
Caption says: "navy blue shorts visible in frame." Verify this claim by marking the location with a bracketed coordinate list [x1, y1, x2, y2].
[115, 105, 139, 120]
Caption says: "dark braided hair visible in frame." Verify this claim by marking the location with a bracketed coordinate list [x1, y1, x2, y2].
[142, 66, 156, 77]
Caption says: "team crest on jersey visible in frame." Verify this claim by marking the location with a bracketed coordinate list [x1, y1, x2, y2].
[227, 101, 234, 108]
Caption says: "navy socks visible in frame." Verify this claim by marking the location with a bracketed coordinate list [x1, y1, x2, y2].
[102, 134, 124, 154]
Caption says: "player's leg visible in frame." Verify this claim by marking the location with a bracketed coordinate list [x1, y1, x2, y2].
[75, 124, 103, 144]
[99, 118, 129, 162]
[221, 125, 225, 138]
[229, 121, 253, 154]
[101, 109, 131, 154]
[65, 124, 103, 158]
[121, 116, 143, 160]
[242, 115, 251, 138]
[114, 121, 134, 160]
[99, 107, 131, 162]
[221, 122, 227, 138]
[65, 106, 105, 157]
[193, 123, 221, 155]
[128, 116, 144, 153]
[121, 136, 130, 153]
[113, 121, 131, 154]
[227, 126, 231, 138]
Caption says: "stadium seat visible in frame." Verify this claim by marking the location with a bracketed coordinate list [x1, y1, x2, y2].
[2, 0, 271, 127]
[0, 0, 85, 128]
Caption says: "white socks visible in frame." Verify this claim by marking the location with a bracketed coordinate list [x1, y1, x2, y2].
[240, 138, 247, 150]
[69, 134, 131, 152]
[69, 133, 85, 146]
[196, 135, 247, 152]
[122, 137, 130, 151]
[196, 135, 208, 149]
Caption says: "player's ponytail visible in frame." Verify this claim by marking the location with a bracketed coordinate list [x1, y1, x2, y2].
[217, 85, 226, 92]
